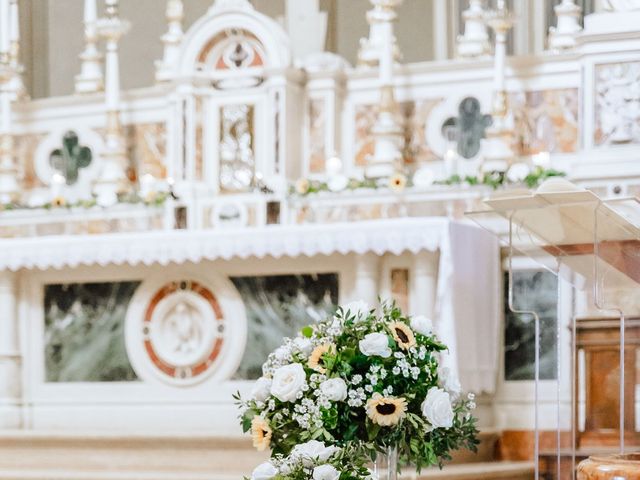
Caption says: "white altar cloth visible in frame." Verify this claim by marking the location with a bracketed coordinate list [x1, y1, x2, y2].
[0, 217, 500, 394]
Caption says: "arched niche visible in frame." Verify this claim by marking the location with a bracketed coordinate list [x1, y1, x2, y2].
[177, 1, 292, 78]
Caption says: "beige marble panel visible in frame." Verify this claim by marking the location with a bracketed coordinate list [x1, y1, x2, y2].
[126, 123, 168, 180]
[308, 98, 327, 174]
[354, 98, 443, 167]
[16, 133, 47, 189]
[510, 88, 579, 155]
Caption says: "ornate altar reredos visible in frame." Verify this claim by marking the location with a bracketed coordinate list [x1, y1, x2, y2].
[1, 0, 640, 477]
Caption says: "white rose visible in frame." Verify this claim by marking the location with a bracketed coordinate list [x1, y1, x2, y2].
[506, 162, 531, 183]
[412, 167, 435, 189]
[294, 337, 313, 355]
[342, 300, 370, 320]
[359, 333, 392, 358]
[250, 377, 272, 402]
[251, 461, 278, 480]
[320, 377, 348, 402]
[328, 174, 349, 192]
[313, 464, 341, 480]
[292, 440, 340, 467]
[274, 345, 292, 362]
[439, 367, 462, 398]
[421, 387, 454, 429]
[410, 315, 433, 336]
[270, 363, 306, 402]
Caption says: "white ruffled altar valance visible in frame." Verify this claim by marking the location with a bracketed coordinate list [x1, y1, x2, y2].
[0, 218, 446, 271]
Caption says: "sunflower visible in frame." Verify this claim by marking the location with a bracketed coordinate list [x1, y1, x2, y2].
[295, 178, 310, 195]
[144, 191, 157, 203]
[388, 173, 407, 192]
[366, 394, 407, 426]
[389, 322, 416, 350]
[251, 416, 272, 451]
[51, 196, 66, 207]
[308, 343, 335, 373]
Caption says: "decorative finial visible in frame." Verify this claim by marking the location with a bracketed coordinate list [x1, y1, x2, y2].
[548, 0, 582, 51]
[357, 0, 403, 67]
[155, 0, 184, 82]
[75, 0, 104, 94]
[457, 0, 491, 59]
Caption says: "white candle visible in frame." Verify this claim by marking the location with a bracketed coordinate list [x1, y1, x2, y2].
[0, 91, 10, 134]
[104, 40, 120, 111]
[50, 173, 66, 198]
[379, 23, 394, 85]
[9, 0, 17, 45]
[532, 151, 551, 168]
[0, 0, 9, 56]
[494, 32, 506, 91]
[84, 0, 97, 24]
[140, 173, 155, 197]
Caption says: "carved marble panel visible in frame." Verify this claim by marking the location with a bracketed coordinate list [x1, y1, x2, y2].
[44, 282, 140, 382]
[504, 270, 558, 381]
[354, 98, 443, 167]
[231, 274, 339, 379]
[510, 88, 579, 155]
[391, 268, 409, 314]
[126, 123, 167, 180]
[195, 97, 204, 181]
[594, 61, 640, 146]
[308, 98, 326, 174]
[219, 104, 255, 192]
[15, 133, 47, 189]
[139, 280, 225, 381]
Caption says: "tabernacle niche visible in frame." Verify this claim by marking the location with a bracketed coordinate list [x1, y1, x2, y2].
[44, 282, 140, 382]
[231, 273, 339, 379]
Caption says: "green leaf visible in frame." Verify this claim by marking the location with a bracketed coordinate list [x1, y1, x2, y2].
[301, 325, 313, 338]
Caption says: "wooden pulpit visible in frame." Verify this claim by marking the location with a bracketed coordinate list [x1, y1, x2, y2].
[575, 316, 640, 448]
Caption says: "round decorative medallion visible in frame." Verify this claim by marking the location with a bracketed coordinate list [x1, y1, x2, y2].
[125, 273, 247, 387]
[143, 280, 224, 381]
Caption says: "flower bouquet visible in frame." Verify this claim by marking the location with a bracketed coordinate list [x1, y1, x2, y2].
[237, 301, 479, 478]
[250, 441, 372, 480]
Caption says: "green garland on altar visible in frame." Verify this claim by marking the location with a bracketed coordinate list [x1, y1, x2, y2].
[435, 166, 566, 190]
[0, 191, 170, 212]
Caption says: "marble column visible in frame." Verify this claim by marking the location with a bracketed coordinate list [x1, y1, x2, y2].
[0, 12, 17, 205]
[354, 253, 381, 306]
[482, 0, 516, 173]
[410, 251, 438, 318]
[0, 272, 21, 428]
[365, 0, 404, 179]
[6, 0, 25, 99]
[94, 0, 131, 206]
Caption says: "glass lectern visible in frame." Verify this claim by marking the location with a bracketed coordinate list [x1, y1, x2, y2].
[467, 178, 640, 480]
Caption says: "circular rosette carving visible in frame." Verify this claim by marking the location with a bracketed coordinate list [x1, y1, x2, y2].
[125, 274, 247, 387]
[143, 281, 225, 380]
